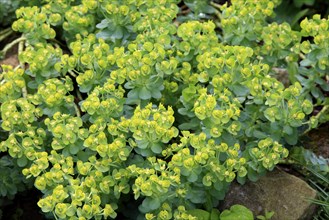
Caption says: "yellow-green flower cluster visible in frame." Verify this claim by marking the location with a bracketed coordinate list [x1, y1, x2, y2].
[220, 0, 281, 45]
[97, 0, 178, 34]
[33, 149, 124, 219]
[63, 4, 95, 40]
[263, 82, 312, 126]
[167, 134, 246, 186]
[81, 80, 125, 121]
[69, 35, 110, 70]
[107, 103, 178, 157]
[172, 206, 197, 220]
[130, 165, 173, 199]
[12, 6, 56, 43]
[57, 35, 115, 92]
[0, 125, 44, 160]
[36, 77, 74, 108]
[0, 65, 26, 102]
[300, 15, 329, 70]
[34, 153, 120, 219]
[0, 98, 41, 132]
[45, 112, 83, 151]
[177, 21, 217, 49]
[20, 44, 63, 80]
[250, 138, 288, 169]
[259, 22, 300, 63]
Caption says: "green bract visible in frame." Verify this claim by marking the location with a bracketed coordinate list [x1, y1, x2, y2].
[0, 0, 327, 219]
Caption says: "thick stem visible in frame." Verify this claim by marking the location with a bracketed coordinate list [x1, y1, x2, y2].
[299, 53, 306, 60]
[0, 36, 26, 58]
[213, 10, 222, 21]
[0, 27, 12, 36]
[22, 86, 28, 98]
[272, 67, 288, 75]
[18, 40, 25, 68]
[73, 102, 81, 117]
[210, 1, 222, 10]
[76, 89, 83, 101]
[278, 158, 297, 165]
[210, 2, 223, 20]
[68, 70, 78, 78]
[49, 38, 66, 48]
[18, 38, 28, 98]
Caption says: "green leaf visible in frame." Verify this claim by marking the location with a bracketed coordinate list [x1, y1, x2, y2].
[126, 89, 140, 104]
[136, 140, 149, 149]
[231, 85, 250, 96]
[210, 209, 220, 220]
[140, 197, 161, 212]
[138, 87, 152, 100]
[284, 128, 298, 145]
[0, 187, 7, 197]
[264, 107, 278, 122]
[300, 59, 313, 67]
[220, 205, 254, 220]
[187, 189, 206, 204]
[293, 0, 315, 7]
[182, 86, 196, 101]
[274, 1, 310, 28]
[265, 211, 275, 219]
[291, 8, 309, 27]
[185, 0, 216, 14]
[69, 144, 80, 154]
[283, 125, 293, 135]
[150, 143, 162, 154]
[151, 89, 162, 99]
[187, 171, 198, 182]
[237, 175, 247, 185]
[17, 156, 28, 167]
[247, 167, 261, 182]
[253, 130, 267, 139]
[186, 209, 210, 220]
[96, 30, 112, 40]
[6, 183, 17, 195]
[66, 205, 77, 217]
[311, 87, 322, 99]
[112, 27, 123, 39]
[213, 181, 224, 191]
[0, 156, 12, 167]
[96, 19, 110, 29]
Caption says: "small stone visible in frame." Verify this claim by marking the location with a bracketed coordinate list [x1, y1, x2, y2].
[219, 168, 317, 220]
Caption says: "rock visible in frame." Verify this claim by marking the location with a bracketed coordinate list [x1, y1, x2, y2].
[219, 168, 317, 220]
[0, 43, 19, 67]
[304, 122, 329, 159]
[0, 54, 19, 67]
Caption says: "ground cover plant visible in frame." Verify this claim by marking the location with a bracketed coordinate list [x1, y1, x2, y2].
[0, 0, 328, 219]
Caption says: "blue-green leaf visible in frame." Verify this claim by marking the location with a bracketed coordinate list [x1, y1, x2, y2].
[138, 87, 152, 100]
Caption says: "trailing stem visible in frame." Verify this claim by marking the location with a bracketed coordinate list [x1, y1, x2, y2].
[303, 105, 329, 135]
[0, 27, 13, 42]
[0, 35, 26, 58]
[18, 37, 28, 98]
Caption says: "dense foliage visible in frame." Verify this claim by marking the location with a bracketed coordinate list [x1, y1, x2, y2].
[0, 0, 328, 219]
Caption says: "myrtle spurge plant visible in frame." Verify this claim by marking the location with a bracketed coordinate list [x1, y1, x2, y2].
[0, 0, 328, 219]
